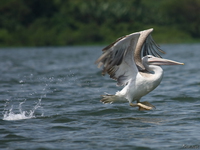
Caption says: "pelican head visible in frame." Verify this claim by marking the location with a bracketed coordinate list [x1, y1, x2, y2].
[143, 55, 184, 66]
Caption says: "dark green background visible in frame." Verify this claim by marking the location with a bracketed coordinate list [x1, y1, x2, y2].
[0, 0, 200, 47]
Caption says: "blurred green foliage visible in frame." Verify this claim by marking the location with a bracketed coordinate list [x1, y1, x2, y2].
[0, 0, 200, 46]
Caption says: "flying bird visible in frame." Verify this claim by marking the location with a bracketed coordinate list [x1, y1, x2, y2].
[95, 28, 184, 110]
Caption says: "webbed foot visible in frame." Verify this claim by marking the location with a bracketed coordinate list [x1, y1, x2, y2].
[130, 101, 156, 111]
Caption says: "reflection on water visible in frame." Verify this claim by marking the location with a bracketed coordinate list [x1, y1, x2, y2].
[116, 117, 164, 124]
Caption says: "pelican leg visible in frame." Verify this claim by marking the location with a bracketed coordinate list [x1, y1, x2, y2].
[129, 102, 149, 110]
[140, 101, 156, 109]
[129, 103, 138, 107]
[130, 102, 156, 111]
[137, 103, 153, 111]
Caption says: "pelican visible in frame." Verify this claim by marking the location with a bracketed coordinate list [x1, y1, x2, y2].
[95, 28, 184, 110]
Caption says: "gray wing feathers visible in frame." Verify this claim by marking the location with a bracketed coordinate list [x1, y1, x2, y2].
[142, 35, 165, 58]
[96, 33, 140, 86]
[134, 29, 165, 71]
[96, 28, 165, 86]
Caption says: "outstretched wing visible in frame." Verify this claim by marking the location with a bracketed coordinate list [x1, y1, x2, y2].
[95, 32, 140, 86]
[142, 34, 165, 58]
[134, 29, 166, 71]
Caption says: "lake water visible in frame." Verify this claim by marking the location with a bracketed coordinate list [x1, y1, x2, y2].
[0, 44, 200, 150]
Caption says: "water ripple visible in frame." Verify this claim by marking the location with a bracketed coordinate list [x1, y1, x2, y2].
[0, 45, 200, 150]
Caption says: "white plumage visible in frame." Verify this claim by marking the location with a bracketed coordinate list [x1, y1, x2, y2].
[96, 28, 184, 110]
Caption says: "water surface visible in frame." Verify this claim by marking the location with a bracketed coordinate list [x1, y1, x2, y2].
[0, 44, 200, 150]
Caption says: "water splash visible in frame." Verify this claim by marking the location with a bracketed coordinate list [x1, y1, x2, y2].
[3, 99, 43, 121]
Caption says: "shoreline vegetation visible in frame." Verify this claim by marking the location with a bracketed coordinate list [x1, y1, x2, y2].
[0, 0, 200, 47]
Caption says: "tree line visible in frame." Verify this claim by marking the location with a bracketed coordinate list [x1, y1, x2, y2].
[0, 0, 200, 47]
